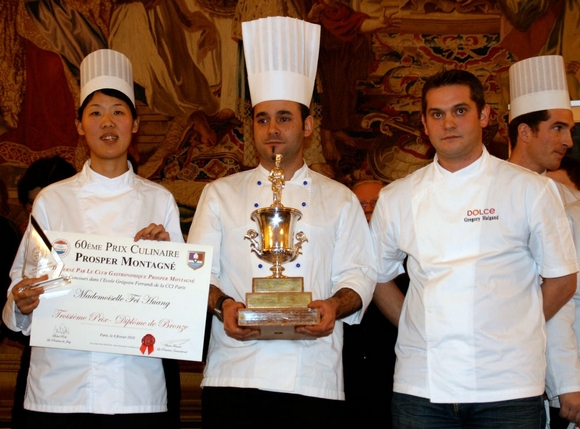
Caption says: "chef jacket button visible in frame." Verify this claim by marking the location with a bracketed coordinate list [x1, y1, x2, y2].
[303, 181, 308, 186]
[258, 264, 263, 269]
[254, 203, 259, 208]
[302, 202, 306, 207]
[257, 181, 262, 185]
[296, 263, 301, 268]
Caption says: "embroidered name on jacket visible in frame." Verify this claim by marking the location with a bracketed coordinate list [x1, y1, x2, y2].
[464, 208, 499, 223]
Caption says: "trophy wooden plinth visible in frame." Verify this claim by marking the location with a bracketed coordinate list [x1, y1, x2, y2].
[238, 277, 320, 340]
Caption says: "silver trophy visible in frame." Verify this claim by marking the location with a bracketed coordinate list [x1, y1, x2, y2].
[239, 155, 319, 340]
[21, 216, 71, 291]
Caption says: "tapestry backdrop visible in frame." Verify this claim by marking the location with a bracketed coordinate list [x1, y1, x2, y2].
[0, 0, 578, 222]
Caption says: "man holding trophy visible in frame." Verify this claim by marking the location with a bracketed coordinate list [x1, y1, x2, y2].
[187, 16, 377, 427]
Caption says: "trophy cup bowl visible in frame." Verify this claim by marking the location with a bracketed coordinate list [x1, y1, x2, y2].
[246, 206, 306, 279]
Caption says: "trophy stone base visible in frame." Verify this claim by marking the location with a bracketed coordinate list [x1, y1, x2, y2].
[238, 307, 320, 340]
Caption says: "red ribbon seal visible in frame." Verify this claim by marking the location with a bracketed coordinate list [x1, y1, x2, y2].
[140, 334, 155, 355]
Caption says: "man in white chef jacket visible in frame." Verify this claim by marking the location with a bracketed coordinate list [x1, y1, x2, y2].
[508, 55, 580, 429]
[371, 68, 578, 428]
[187, 17, 376, 427]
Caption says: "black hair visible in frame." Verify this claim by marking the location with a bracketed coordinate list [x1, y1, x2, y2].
[557, 156, 580, 190]
[77, 88, 137, 121]
[421, 69, 486, 116]
[17, 156, 76, 208]
[298, 103, 310, 123]
[507, 110, 550, 150]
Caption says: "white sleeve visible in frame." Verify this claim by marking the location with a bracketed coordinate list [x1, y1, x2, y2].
[1, 203, 52, 335]
[545, 298, 580, 400]
[163, 192, 184, 244]
[187, 183, 223, 290]
[330, 193, 377, 325]
[370, 186, 407, 284]
[546, 202, 580, 400]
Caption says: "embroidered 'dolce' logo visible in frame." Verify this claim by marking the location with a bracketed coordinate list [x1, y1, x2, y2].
[187, 251, 205, 270]
[464, 208, 499, 223]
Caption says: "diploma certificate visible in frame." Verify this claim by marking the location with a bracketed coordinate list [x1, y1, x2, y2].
[30, 231, 212, 362]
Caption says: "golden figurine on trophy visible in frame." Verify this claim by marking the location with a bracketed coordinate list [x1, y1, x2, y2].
[239, 154, 320, 339]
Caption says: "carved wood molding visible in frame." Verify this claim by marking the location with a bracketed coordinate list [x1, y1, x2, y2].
[392, 0, 502, 34]
[401, 0, 500, 14]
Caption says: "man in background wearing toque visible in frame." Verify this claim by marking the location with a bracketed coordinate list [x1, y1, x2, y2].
[509, 54, 580, 428]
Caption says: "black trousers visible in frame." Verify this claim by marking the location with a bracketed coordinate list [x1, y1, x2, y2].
[550, 406, 572, 429]
[202, 386, 346, 428]
[25, 411, 169, 429]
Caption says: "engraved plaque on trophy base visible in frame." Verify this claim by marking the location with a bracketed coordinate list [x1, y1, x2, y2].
[238, 307, 320, 340]
[252, 277, 303, 292]
[246, 291, 312, 308]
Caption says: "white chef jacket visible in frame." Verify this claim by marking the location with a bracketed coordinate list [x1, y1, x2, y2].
[370, 147, 578, 404]
[555, 180, 580, 207]
[568, 201, 580, 378]
[187, 163, 376, 400]
[547, 198, 580, 408]
[2, 161, 183, 414]
[542, 178, 580, 403]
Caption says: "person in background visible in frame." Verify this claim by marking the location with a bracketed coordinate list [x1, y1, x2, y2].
[508, 55, 580, 429]
[372, 68, 577, 428]
[2, 49, 182, 429]
[0, 178, 24, 428]
[343, 179, 406, 428]
[352, 180, 384, 223]
[0, 177, 21, 302]
[548, 156, 580, 196]
[17, 156, 76, 215]
[561, 189, 580, 429]
[508, 55, 579, 206]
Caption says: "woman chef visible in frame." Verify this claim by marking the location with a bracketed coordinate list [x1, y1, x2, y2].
[2, 49, 182, 428]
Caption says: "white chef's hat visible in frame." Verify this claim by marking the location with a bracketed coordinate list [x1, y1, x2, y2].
[509, 55, 571, 121]
[80, 49, 135, 107]
[242, 17, 320, 107]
